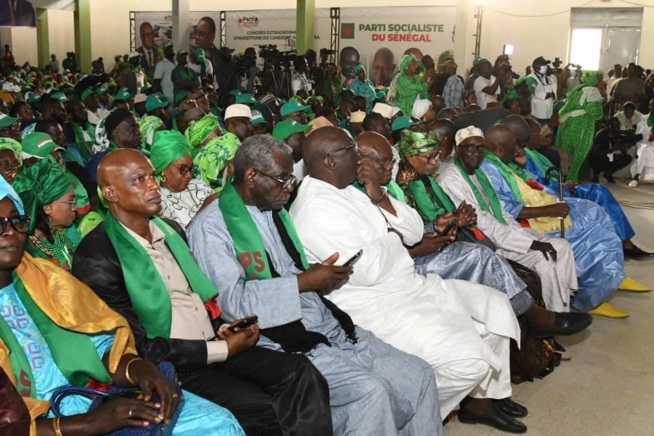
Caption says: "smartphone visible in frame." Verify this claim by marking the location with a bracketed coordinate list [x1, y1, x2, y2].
[228, 315, 259, 332]
[343, 249, 363, 267]
[436, 217, 458, 237]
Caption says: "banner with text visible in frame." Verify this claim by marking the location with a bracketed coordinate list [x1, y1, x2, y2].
[224, 9, 331, 55]
[339, 7, 456, 86]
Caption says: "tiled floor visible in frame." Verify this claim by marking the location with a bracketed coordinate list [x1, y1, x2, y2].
[445, 178, 654, 436]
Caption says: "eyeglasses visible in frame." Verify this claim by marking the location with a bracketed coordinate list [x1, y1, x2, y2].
[53, 199, 78, 209]
[359, 152, 397, 169]
[0, 216, 30, 234]
[175, 165, 194, 176]
[456, 144, 485, 154]
[256, 170, 298, 190]
[325, 142, 358, 159]
[415, 151, 441, 163]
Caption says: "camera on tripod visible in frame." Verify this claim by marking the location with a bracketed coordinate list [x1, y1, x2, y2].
[258, 44, 298, 67]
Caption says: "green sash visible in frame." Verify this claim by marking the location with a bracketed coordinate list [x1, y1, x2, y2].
[407, 177, 454, 222]
[483, 151, 524, 203]
[219, 182, 308, 278]
[454, 157, 507, 225]
[352, 181, 405, 204]
[524, 148, 555, 181]
[0, 276, 111, 397]
[70, 121, 94, 162]
[508, 161, 535, 184]
[103, 213, 219, 338]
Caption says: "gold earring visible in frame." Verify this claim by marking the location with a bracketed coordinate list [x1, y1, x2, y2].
[161, 173, 167, 182]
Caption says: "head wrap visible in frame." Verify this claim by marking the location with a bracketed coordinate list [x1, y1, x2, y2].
[503, 89, 519, 102]
[0, 137, 22, 164]
[139, 115, 165, 150]
[411, 99, 433, 120]
[399, 129, 440, 157]
[104, 108, 133, 138]
[12, 158, 73, 233]
[582, 70, 598, 87]
[353, 64, 366, 75]
[150, 130, 192, 175]
[93, 116, 110, 154]
[185, 114, 222, 148]
[0, 170, 23, 214]
[400, 54, 422, 74]
[194, 133, 240, 187]
[455, 126, 484, 146]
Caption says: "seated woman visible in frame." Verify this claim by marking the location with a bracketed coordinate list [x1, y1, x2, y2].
[0, 137, 21, 184]
[0, 176, 244, 435]
[12, 158, 81, 270]
[348, 64, 383, 113]
[151, 130, 217, 228]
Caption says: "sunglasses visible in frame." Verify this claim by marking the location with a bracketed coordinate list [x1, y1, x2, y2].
[0, 216, 30, 234]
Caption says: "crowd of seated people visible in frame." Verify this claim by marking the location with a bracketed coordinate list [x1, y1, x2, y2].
[0, 40, 652, 436]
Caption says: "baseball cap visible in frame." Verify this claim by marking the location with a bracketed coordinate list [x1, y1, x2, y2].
[224, 104, 252, 120]
[51, 92, 67, 102]
[280, 101, 311, 118]
[533, 56, 551, 66]
[272, 118, 310, 141]
[114, 88, 133, 101]
[235, 93, 258, 105]
[145, 93, 170, 112]
[80, 87, 96, 101]
[24, 91, 40, 104]
[391, 115, 414, 132]
[21, 132, 63, 160]
[472, 57, 488, 67]
[251, 110, 268, 126]
[0, 113, 19, 128]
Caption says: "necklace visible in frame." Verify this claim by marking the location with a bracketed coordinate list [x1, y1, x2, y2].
[29, 230, 74, 270]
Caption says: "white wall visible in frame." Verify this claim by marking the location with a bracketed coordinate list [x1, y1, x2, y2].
[47, 9, 75, 66]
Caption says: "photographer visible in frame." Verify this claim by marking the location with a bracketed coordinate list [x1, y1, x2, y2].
[291, 55, 312, 96]
[239, 47, 260, 95]
[527, 56, 558, 124]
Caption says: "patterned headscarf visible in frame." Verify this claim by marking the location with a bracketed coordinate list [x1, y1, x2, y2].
[185, 114, 223, 148]
[398, 129, 440, 157]
[582, 70, 598, 87]
[12, 158, 73, 233]
[139, 115, 165, 150]
[193, 132, 240, 188]
[150, 130, 192, 175]
[0, 137, 22, 164]
[92, 117, 110, 154]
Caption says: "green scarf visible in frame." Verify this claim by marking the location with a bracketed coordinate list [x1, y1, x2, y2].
[70, 121, 94, 163]
[525, 148, 555, 181]
[454, 157, 507, 224]
[219, 182, 308, 279]
[102, 213, 219, 338]
[352, 181, 405, 203]
[407, 177, 454, 222]
[0, 275, 111, 397]
[483, 150, 524, 203]
[508, 161, 534, 183]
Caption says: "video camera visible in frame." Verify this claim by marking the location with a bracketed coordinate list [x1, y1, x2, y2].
[548, 57, 563, 75]
[258, 44, 298, 67]
[319, 48, 336, 60]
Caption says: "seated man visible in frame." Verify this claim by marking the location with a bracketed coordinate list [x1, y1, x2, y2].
[291, 127, 527, 433]
[187, 135, 443, 436]
[508, 115, 653, 259]
[0, 176, 242, 435]
[588, 117, 633, 184]
[481, 125, 646, 315]
[72, 149, 332, 436]
[360, 130, 591, 336]
[440, 127, 579, 314]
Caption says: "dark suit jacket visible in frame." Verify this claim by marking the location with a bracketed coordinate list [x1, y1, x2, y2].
[72, 218, 220, 371]
[0, 0, 35, 27]
[137, 46, 158, 78]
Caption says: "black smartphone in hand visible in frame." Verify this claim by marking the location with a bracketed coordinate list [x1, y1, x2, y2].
[343, 249, 363, 267]
[228, 315, 259, 332]
[436, 217, 458, 237]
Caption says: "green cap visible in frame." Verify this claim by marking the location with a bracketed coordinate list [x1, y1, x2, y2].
[235, 93, 258, 105]
[174, 90, 191, 107]
[472, 57, 488, 67]
[81, 87, 96, 101]
[0, 113, 19, 128]
[251, 110, 268, 126]
[21, 132, 63, 159]
[51, 92, 67, 102]
[228, 89, 241, 97]
[114, 88, 133, 101]
[280, 101, 311, 117]
[95, 85, 108, 95]
[140, 84, 153, 94]
[391, 115, 414, 132]
[145, 93, 170, 112]
[24, 92, 39, 104]
[272, 118, 310, 141]
[59, 86, 75, 94]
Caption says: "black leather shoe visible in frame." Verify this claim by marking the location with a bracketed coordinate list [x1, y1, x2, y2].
[458, 406, 527, 433]
[624, 245, 654, 260]
[604, 174, 616, 183]
[493, 398, 528, 418]
[531, 312, 593, 338]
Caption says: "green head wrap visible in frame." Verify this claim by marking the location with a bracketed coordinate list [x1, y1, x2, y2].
[353, 64, 366, 75]
[12, 158, 73, 233]
[399, 129, 440, 158]
[193, 133, 240, 187]
[185, 114, 222, 148]
[150, 130, 192, 175]
[503, 89, 519, 103]
[139, 115, 165, 150]
[0, 137, 22, 164]
[400, 54, 421, 74]
[582, 71, 598, 87]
